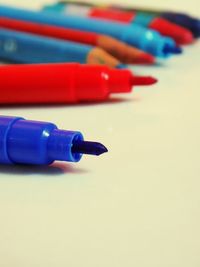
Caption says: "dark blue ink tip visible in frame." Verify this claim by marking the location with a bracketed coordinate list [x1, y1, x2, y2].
[163, 44, 182, 55]
[191, 20, 200, 37]
[72, 140, 108, 156]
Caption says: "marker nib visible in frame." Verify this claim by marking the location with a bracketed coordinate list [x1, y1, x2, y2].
[181, 31, 194, 45]
[173, 46, 183, 54]
[72, 140, 108, 156]
[131, 75, 158, 86]
[193, 20, 200, 37]
[134, 53, 155, 65]
[163, 44, 183, 55]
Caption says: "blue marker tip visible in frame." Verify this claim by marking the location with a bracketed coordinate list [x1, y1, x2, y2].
[72, 140, 108, 156]
[192, 20, 200, 37]
[163, 44, 182, 55]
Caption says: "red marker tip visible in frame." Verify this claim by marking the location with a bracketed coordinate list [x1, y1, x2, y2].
[133, 53, 155, 65]
[150, 18, 194, 45]
[180, 30, 194, 45]
[131, 75, 158, 86]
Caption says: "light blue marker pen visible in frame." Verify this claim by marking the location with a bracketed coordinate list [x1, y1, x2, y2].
[0, 5, 182, 58]
[0, 28, 123, 67]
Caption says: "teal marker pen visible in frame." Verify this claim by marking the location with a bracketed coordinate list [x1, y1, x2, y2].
[0, 28, 123, 67]
[0, 4, 181, 58]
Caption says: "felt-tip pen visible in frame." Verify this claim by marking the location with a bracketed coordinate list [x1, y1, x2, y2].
[0, 28, 123, 68]
[0, 115, 108, 165]
[0, 5, 181, 58]
[0, 17, 155, 65]
[107, 5, 200, 38]
[0, 63, 157, 104]
[56, 1, 200, 38]
[44, 3, 194, 45]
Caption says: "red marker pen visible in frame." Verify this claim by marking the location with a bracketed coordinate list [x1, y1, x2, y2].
[0, 63, 157, 104]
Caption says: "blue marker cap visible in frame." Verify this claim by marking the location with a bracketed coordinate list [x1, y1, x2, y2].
[0, 5, 180, 58]
[0, 116, 107, 165]
[121, 24, 179, 58]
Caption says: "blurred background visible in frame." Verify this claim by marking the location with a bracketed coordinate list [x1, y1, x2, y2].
[0, 0, 200, 14]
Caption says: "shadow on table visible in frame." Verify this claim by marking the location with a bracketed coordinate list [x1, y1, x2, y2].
[0, 162, 87, 176]
[0, 96, 138, 110]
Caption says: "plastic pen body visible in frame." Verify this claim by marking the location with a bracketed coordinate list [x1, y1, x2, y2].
[50, 2, 200, 38]
[0, 63, 157, 104]
[0, 28, 122, 67]
[85, 8, 194, 45]
[0, 63, 135, 104]
[97, 4, 200, 38]
[0, 5, 177, 58]
[0, 116, 108, 165]
[0, 116, 83, 164]
[0, 17, 155, 65]
[0, 28, 90, 64]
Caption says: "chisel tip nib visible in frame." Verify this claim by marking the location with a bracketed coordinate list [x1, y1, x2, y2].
[90, 142, 108, 156]
[72, 140, 108, 156]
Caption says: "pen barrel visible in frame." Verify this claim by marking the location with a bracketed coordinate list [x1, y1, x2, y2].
[42, 3, 176, 57]
[0, 17, 154, 64]
[0, 63, 79, 103]
[0, 116, 83, 165]
[0, 5, 176, 57]
[0, 17, 99, 45]
[0, 28, 120, 68]
[0, 63, 132, 104]
[0, 28, 91, 64]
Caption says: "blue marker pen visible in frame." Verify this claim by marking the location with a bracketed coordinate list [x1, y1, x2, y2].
[0, 116, 108, 165]
[0, 5, 181, 58]
[0, 28, 122, 67]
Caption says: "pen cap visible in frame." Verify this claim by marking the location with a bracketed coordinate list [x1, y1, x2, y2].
[0, 116, 83, 164]
[121, 24, 176, 57]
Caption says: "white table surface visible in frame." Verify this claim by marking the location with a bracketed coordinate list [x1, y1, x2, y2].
[0, 1, 200, 266]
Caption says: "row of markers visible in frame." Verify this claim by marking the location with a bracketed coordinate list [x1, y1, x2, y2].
[0, 1, 199, 167]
